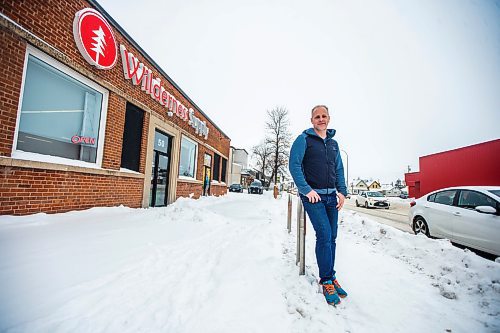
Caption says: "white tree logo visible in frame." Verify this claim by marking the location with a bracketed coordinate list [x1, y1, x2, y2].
[73, 8, 117, 70]
[90, 26, 107, 66]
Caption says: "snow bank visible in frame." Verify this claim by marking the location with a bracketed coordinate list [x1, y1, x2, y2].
[0, 192, 498, 333]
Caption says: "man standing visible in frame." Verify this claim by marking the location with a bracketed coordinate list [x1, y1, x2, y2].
[289, 105, 348, 306]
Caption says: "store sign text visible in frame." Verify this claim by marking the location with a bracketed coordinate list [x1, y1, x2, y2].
[120, 45, 209, 140]
[71, 135, 96, 145]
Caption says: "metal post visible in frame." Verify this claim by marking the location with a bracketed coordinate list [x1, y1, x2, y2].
[298, 207, 306, 275]
[296, 197, 301, 265]
[287, 193, 292, 233]
[341, 149, 349, 194]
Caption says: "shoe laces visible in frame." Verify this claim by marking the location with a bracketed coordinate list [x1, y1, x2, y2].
[322, 282, 337, 295]
[333, 279, 342, 289]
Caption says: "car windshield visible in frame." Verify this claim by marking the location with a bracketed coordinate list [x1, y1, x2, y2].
[251, 181, 261, 186]
[367, 192, 383, 197]
[488, 190, 500, 197]
[231, 184, 240, 187]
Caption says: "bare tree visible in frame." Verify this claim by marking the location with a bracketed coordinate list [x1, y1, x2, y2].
[265, 106, 292, 184]
[252, 141, 272, 182]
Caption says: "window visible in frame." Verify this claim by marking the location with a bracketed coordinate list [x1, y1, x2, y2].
[427, 193, 437, 202]
[179, 136, 197, 178]
[213, 153, 221, 181]
[15, 49, 107, 165]
[120, 103, 144, 172]
[489, 190, 500, 197]
[221, 158, 227, 183]
[458, 190, 497, 210]
[434, 190, 456, 206]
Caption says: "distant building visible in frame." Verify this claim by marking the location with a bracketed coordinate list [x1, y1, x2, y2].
[351, 179, 383, 194]
[384, 187, 403, 197]
[351, 179, 369, 194]
[405, 139, 500, 198]
[367, 180, 381, 190]
[241, 168, 263, 188]
[228, 147, 248, 185]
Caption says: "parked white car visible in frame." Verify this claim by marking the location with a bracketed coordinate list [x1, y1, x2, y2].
[355, 191, 390, 209]
[409, 186, 500, 256]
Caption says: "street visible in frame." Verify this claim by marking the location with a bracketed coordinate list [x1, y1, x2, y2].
[343, 197, 413, 233]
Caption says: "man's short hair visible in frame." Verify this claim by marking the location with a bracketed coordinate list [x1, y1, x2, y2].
[311, 105, 329, 116]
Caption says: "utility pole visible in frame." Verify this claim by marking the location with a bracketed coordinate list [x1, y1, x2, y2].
[341, 149, 349, 193]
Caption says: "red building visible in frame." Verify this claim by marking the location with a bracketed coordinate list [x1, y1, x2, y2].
[405, 139, 500, 198]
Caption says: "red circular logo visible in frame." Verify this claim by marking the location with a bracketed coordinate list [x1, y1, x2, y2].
[73, 8, 117, 70]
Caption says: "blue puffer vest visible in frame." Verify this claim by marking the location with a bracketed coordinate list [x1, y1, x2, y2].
[289, 128, 347, 196]
[302, 132, 339, 190]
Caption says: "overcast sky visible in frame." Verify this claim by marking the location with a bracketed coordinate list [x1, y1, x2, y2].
[97, 0, 500, 185]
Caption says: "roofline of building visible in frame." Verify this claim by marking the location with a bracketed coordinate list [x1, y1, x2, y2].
[89, 0, 230, 140]
[420, 138, 500, 160]
[230, 146, 248, 155]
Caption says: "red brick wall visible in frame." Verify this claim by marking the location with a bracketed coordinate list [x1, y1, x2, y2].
[176, 182, 202, 200]
[101, 94, 127, 170]
[0, 0, 230, 215]
[0, 28, 24, 156]
[0, 0, 230, 158]
[176, 182, 227, 200]
[0, 167, 143, 215]
[211, 184, 228, 196]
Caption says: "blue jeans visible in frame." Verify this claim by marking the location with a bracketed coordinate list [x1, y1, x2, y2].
[300, 193, 339, 283]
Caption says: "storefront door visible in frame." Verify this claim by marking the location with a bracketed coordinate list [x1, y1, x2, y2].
[202, 153, 212, 196]
[150, 130, 172, 207]
[203, 166, 211, 196]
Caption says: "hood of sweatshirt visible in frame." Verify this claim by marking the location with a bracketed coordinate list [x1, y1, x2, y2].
[303, 128, 336, 139]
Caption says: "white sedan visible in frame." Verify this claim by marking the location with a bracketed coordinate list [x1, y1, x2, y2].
[355, 191, 390, 209]
[409, 186, 500, 256]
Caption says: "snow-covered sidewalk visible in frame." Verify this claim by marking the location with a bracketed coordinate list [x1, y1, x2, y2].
[0, 192, 498, 332]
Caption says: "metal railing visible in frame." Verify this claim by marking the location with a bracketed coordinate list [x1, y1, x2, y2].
[288, 193, 306, 275]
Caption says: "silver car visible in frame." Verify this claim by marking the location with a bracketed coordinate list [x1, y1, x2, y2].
[409, 186, 500, 256]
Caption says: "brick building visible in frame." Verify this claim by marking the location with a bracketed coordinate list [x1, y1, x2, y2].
[0, 1, 231, 215]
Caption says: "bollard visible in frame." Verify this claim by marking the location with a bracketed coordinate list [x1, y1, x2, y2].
[296, 196, 306, 275]
[298, 205, 306, 275]
[296, 197, 302, 265]
[287, 194, 292, 233]
[273, 185, 279, 199]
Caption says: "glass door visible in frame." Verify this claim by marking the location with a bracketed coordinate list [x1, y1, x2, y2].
[150, 130, 172, 207]
[203, 166, 211, 196]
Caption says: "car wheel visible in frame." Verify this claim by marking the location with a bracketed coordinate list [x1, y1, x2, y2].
[364, 202, 368, 208]
[385, 207, 389, 210]
[413, 217, 430, 237]
[355, 200, 359, 207]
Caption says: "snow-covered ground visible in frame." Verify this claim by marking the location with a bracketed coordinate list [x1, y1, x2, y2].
[386, 196, 413, 207]
[0, 192, 499, 333]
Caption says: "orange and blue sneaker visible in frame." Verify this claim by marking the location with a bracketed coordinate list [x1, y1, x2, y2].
[321, 280, 341, 305]
[333, 278, 348, 298]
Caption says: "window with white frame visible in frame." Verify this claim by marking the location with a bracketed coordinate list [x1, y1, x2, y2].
[179, 135, 197, 178]
[15, 48, 107, 165]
